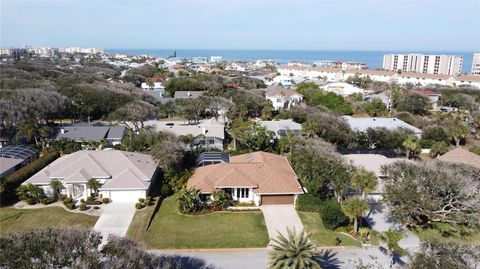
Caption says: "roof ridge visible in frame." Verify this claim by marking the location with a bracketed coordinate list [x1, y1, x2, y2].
[85, 152, 111, 177]
[120, 151, 150, 180]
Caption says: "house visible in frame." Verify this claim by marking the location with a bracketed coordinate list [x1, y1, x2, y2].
[321, 82, 365, 96]
[195, 151, 230, 167]
[187, 151, 304, 206]
[52, 122, 126, 146]
[409, 89, 441, 111]
[23, 150, 159, 202]
[438, 148, 480, 169]
[265, 85, 303, 110]
[0, 146, 39, 177]
[342, 116, 422, 137]
[258, 119, 302, 138]
[173, 91, 204, 99]
[141, 81, 166, 100]
[144, 118, 225, 150]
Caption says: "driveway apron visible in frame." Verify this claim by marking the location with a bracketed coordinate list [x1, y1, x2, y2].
[261, 205, 304, 241]
[93, 202, 136, 242]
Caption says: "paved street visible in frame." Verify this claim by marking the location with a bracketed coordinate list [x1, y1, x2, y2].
[154, 247, 410, 269]
[93, 202, 136, 243]
[260, 205, 304, 240]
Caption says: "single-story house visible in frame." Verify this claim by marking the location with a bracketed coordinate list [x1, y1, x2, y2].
[187, 151, 304, 206]
[321, 82, 365, 96]
[258, 119, 302, 138]
[0, 146, 39, 177]
[342, 116, 422, 137]
[144, 118, 225, 150]
[24, 150, 159, 202]
[52, 122, 126, 146]
[265, 85, 303, 110]
[438, 148, 480, 169]
[409, 89, 441, 111]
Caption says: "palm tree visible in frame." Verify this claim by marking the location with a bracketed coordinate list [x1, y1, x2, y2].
[16, 119, 50, 149]
[342, 197, 369, 235]
[269, 228, 320, 269]
[351, 169, 378, 200]
[380, 229, 405, 256]
[16, 183, 44, 204]
[448, 124, 469, 147]
[49, 179, 64, 199]
[402, 135, 419, 159]
[87, 178, 102, 197]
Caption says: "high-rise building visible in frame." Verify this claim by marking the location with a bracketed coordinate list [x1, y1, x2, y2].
[383, 53, 463, 76]
[471, 53, 480, 76]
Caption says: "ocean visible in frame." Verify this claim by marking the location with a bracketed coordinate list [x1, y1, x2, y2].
[106, 49, 474, 73]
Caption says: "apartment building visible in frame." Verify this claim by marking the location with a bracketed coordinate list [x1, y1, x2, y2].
[313, 60, 367, 70]
[383, 54, 463, 76]
[471, 53, 480, 76]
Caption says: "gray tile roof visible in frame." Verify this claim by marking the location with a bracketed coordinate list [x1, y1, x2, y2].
[144, 118, 225, 140]
[258, 119, 302, 137]
[342, 116, 422, 135]
[25, 150, 157, 190]
[53, 124, 126, 142]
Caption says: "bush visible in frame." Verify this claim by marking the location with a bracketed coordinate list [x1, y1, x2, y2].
[87, 196, 93, 202]
[85, 200, 102, 205]
[101, 198, 109, 204]
[211, 190, 231, 208]
[59, 194, 67, 201]
[419, 139, 435, 149]
[80, 199, 85, 203]
[135, 203, 143, 209]
[79, 203, 87, 211]
[63, 197, 73, 205]
[177, 188, 202, 214]
[422, 125, 448, 143]
[93, 206, 100, 210]
[430, 142, 450, 158]
[145, 196, 151, 206]
[138, 198, 145, 203]
[160, 184, 172, 197]
[1, 150, 59, 205]
[40, 197, 55, 205]
[296, 194, 323, 212]
[470, 145, 480, 155]
[65, 203, 75, 210]
[319, 198, 348, 230]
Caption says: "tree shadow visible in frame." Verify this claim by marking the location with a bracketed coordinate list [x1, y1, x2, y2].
[315, 249, 343, 269]
[157, 254, 218, 269]
[378, 246, 407, 267]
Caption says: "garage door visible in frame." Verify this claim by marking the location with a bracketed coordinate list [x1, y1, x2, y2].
[109, 190, 144, 203]
[261, 195, 294, 205]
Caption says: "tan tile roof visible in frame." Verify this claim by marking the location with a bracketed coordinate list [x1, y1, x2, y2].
[437, 148, 480, 169]
[265, 85, 303, 99]
[456, 75, 480, 82]
[187, 151, 304, 194]
[397, 72, 453, 80]
[345, 69, 395, 76]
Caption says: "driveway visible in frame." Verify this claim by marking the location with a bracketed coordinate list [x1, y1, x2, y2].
[261, 205, 304, 241]
[93, 202, 136, 242]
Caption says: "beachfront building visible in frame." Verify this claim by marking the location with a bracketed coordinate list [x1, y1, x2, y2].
[383, 54, 463, 76]
[472, 53, 480, 76]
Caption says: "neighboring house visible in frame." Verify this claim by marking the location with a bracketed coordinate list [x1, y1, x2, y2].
[52, 122, 126, 146]
[363, 94, 391, 110]
[438, 148, 480, 169]
[321, 82, 365, 96]
[409, 89, 441, 111]
[258, 119, 302, 138]
[265, 85, 303, 110]
[174, 91, 204, 99]
[144, 118, 225, 150]
[0, 146, 39, 177]
[342, 116, 422, 137]
[187, 151, 304, 206]
[343, 154, 413, 201]
[195, 151, 230, 167]
[24, 150, 159, 202]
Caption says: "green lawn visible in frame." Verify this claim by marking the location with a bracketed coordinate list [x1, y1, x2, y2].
[298, 211, 361, 247]
[414, 222, 480, 244]
[127, 195, 270, 249]
[0, 207, 99, 234]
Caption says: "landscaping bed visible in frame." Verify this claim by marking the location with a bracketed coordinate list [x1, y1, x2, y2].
[127, 194, 269, 249]
[0, 207, 98, 234]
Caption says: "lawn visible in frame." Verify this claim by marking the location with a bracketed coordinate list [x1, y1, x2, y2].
[414, 222, 480, 244]
[0, 207, 99, 234]
[298, 211, 361, 247]
[127, 195, 270, 249]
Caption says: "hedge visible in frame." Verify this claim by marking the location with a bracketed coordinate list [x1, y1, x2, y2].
[0, 150, 59, 205]
[296, 194, 324, 212]
[319, 198, 348, 230]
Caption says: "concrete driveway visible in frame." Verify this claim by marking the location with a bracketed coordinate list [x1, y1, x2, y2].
[93, 202, 136, 241]
[261, 205, 304, 240]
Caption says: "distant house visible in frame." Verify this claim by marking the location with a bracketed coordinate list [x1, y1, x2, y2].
[51, 122, 126, 146]
[0, 146, 39, 177]
[195, 152, 230, 167]
[24, 150, 159, 202]
[144, 118, 225, 150]
[141, 81, 166, 101]
[438, 148, 480, 169]
[258, 119, 302, 138]
[409, 89, 441, 111]
[187, 151, 304, 206]
[265, 85, 303, 110]
[321, 82, 365, 96]
[342, 116, 422, 137]
[173, 91, 204, 99]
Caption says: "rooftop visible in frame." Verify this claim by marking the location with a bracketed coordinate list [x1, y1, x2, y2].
[342, 116, 422, 134]
[144, 118, 225, 139]
[258, 119, 302, 137]
[52, 123, 126, 142]
[437, 148, 480, 169]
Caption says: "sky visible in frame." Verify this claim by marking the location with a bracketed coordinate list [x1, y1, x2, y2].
[1, 0, 479, 51]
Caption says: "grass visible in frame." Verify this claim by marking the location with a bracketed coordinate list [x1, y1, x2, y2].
[0, 207, 99, 234]
[127, 194, 270, 249]
[298, 211, 361, 247]
[414, 222, 480, 244]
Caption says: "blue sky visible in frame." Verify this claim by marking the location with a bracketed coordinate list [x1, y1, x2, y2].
[1, 0, 479, 51]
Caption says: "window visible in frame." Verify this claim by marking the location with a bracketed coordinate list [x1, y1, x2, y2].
[238, 188, 249, 198]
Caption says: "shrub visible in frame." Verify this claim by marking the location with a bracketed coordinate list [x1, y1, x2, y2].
[62, 197, 73, 205]
[79, 203, 87, 211]
[296, 194, 323, 212]
[160, 184, 172, 197]
[319, 198, 348, 230]
[177, 188, 202, 214]
[138, 198, 145, 203]
[101, 198, 109, 204]
[65, 203, 75, 210]
[419, 139, 435, 149]
[430, 141, 449, 158]
[211, 190, 231, 208]
[59, 194, 67, 201]
[80, 199, 85, 203]
[135, 203, 143, 209]
[85, 200, 102, 205]
[87, 196, 93, 202]
[93, 206, 100, 210]
[470, 145, 480, 155]
[422, 125, 448, 143]
[145, 196, 151, 206]
[40, 197, 55, 205]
